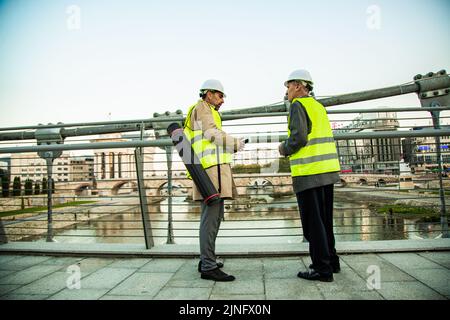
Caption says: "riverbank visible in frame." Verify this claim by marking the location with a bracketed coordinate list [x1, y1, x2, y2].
[335, 187, 445, 220]
[0, 201, 96, 218]
[335, 187, 446, 207]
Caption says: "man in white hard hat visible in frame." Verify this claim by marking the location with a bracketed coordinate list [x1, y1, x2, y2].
[279, 70, 341, 282]
[183, 79, 245, 281]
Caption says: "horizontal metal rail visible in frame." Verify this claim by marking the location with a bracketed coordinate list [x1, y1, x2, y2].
[1, 128, 449, 154]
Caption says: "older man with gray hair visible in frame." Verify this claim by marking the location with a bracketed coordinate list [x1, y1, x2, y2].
[279, 69, 341, 282]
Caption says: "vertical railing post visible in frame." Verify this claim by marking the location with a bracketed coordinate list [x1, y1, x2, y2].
[430, 110, 449, 238]
[165, 146, 175, 244]
[45, 157, 54, 242]
[35, 125, 64, 242]
[135, 123, 154, 248]
[415, 70, 449, 238]
[152, 111, 183, 244]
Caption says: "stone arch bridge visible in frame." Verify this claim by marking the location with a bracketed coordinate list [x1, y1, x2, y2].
[57, 173, 400, 197]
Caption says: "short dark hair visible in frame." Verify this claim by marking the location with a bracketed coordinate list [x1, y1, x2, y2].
[199, 89, 219, 99]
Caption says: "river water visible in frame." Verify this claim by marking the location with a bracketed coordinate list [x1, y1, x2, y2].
[48, 194, 443, 245]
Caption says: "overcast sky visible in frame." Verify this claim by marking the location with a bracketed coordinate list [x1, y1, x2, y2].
[0, 0, 449, 129]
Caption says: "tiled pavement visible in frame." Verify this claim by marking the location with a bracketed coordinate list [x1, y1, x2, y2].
[0, 251, 449, 300]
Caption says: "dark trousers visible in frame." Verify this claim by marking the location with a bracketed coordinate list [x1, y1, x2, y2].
[296, 184, 339, 275]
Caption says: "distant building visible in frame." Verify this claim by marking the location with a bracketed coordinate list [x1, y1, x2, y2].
[403, 126, 450, 171]
[10, 153, 72, 182]
[334, 109, 401, 173]
[70, 156, 94, 181]
[91, 133, 175, 179]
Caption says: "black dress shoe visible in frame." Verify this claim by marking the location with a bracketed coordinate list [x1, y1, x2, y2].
[201, 268, 235, 282]
[309, 263, 341, 274]
[198, 260, 224, 272]
[298, 269, 333, 282]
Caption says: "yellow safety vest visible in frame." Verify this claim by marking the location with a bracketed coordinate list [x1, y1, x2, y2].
[288, 97, 341, 177]
[183, 101, 232, 174]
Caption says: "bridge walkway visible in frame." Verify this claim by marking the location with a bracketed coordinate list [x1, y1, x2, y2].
[0, 240, 449, 300]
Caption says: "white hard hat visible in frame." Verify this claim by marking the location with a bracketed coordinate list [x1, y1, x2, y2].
[284, 69, 314, 87]
[200, 79, 226, 97]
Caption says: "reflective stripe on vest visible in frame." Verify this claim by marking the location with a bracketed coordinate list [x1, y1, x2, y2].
[183, 101, 232, 172]
[288, 97, 341, 177]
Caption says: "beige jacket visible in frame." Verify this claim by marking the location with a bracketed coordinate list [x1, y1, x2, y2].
[188, 100, 240, 201]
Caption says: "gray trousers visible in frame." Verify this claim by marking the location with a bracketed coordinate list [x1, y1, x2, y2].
[199, 199, 224, 272]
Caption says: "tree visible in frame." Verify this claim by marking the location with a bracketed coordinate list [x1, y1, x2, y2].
[12, 177, 22, 196]
[1, 176, 9, 197]
[34, 181, 40, 195]
[51, 178, 55, 194]
[42, 177, 48, 195]
[24, 179, 33, 195]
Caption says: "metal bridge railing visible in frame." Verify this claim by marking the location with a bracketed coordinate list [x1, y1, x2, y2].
[0, 70, 449, 250]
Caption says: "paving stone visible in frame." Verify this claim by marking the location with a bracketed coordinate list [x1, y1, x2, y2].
[74, 257, 115, 277]
[265, 278, 322, 300]
[379, 253, 442, 269]
[263, 258, 303, 279]
[154, 287, 212, 300]
[166, 260, 209, 285]
[165, 260, 217, 289]
[341, 254, 383, 264]
[0, 270, 16, 279]
[1, 293, 49, 300]
[399, 267, 450, 296]
[79, 267, 135, 289]
[0, 284, 21, 296]
[166, 278, 216, 288]
[210, 294, 266, 300]
[11, 272, 71, 296]
[108, 272, 173, 297]
[418, 252, 450, 269]
[99, 295, 154, 300]
[108, 258, 151, 269]
[222, 258, 263, 272]
[212, 279, 264, 296]
[316, 268, 374, 292]
[376, 281, 446, 300]
[47, 288, 110, 300]
[321, 290, 384, 300]
[227, 269, 263, 281]
[348, 260, 415, 282]
[0, 255, 23, 264]
[40, 257, 84, 266]
[0, 255, 52, 271]
[139, 258, 186, 273]
[0, 264, 63, 285]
